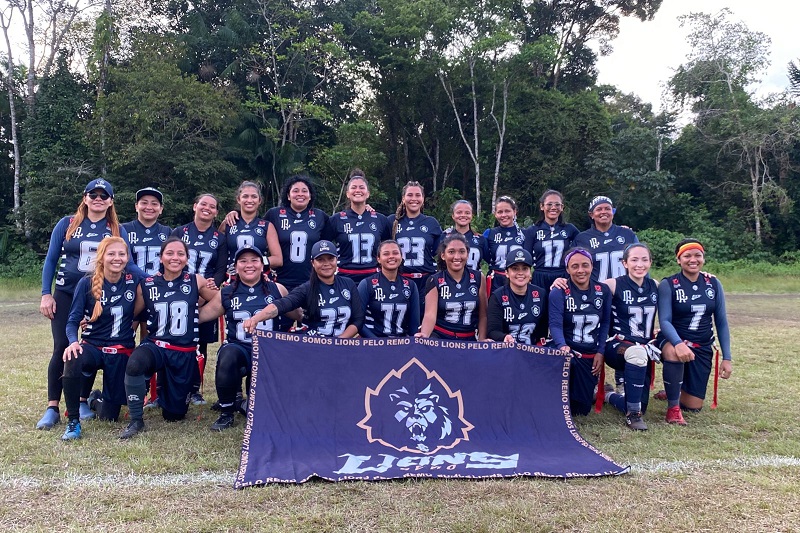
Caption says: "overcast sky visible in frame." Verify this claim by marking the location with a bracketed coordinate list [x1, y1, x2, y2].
[595, 0, 795, 110]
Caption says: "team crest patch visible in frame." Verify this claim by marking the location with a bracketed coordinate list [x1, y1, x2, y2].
[358, 358, 473, 455]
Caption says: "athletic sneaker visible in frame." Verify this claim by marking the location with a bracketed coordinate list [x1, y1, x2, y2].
[36, 408, 60, 430]
[625, 412, 648, 431]
[61, 420, 82, 441]
[190, 392, 207, 406]
[236, 397, 248, 416]
[665, 405, 687, 426]
[143, 397, 160, 409]
[119, 419, 145, 439]
[211, 412, 235, 431]
[79, 401, 96, 420]
[87, 389, 103, 411]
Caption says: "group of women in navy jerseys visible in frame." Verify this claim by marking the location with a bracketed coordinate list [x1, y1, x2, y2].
[39, 175, 733, 442]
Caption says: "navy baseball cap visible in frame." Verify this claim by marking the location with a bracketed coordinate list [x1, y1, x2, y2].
[507, 248, 533, 268]
[311, 240, 338, 259]
[136, 187, 164, 204]
[234, 244, 265, 262]
[84, 178, 114, 198]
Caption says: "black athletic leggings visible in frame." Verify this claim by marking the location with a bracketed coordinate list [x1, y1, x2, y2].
[215, 343, 250, 412]
[63, 354, 122, 421]
[47, 290, 96, 402]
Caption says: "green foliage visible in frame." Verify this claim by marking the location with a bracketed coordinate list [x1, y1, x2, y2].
[635, 228, 683, 269]
[0, 229, 41, 280]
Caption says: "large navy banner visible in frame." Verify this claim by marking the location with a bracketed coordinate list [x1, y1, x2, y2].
[234, 333, 628, 487]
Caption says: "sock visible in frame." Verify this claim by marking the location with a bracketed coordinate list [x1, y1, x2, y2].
[662, 360, 684, 408]
[624, 362, 647, 406]
[626, 401, 642, 414]
[125, 374, 147, 422]
[608, 393, 626, 414]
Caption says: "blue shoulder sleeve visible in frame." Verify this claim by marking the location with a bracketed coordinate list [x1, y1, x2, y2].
[66, 277, 89, 343]
[357, 279, 376, 338]
[657, 280, 682, 346]
[407, 283, 421, 336]
[42, 217, 69, 295]
[597, 286, 612, 353]
[548, 288, 567, 348]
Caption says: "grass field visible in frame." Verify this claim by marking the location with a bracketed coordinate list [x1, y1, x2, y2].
[1, 288, 799, 532]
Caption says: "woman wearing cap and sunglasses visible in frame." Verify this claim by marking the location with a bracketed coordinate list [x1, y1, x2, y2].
[486, 248, 547, 345]
[243, 240, 365, 338]
[37, 179, 142, 430]
[548, 247, 612, 417]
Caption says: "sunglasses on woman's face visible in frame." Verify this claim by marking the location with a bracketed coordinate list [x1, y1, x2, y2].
[87, 191, 110, 200]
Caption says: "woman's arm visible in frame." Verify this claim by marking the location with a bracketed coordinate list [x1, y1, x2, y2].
[265, 223, 283, 270]
[407, 284, 421, 336]
[356, 278, 376, 338]
[198, 290, 224, 323]
[416, 287, 438, 337]
[548, 287, 568, 351]
[486, 291, 509, 342]
[476, 273, 489, 340]
[276, 283, 303, 322]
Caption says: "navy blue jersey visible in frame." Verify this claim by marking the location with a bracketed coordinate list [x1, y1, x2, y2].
[357, 272, 420, 337]
[141, 272, 200, 347]
[66, 272, 141, 347]
[487, 283, 547, 344]
[610, 275, 658, 344]
[221, 278, 289, 345]
[274, 276, 365, 336]
[123, 219, 172, 276]
[484, 225, 526, 273]
[443, 228, 488, 271]
[327, 209, 391, 273]
[572, 225, 638, 282]
[221, 217, 271, 274]
[171, 222, 226, 285]
[660, 272, 721, 347]
[549, 280, 612, 354]
[388, 214, 442, 275]
[524, 221, 579, 275]
[426, 268, 482, 335]
[265, 206, 329, 290]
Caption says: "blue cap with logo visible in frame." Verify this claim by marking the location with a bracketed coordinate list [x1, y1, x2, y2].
[84, 178, 114, 198]
[234, 244, 265, 263]
[311, 240, 338, 259]
[506, 248, 533, 268]
[136, 187, 163, 204]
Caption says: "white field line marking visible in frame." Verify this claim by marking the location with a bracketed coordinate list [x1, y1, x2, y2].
[1, 455, 799, 489]
[0, 302, 37, 308]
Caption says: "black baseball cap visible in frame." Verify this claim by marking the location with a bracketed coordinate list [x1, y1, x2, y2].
[136, 187, 164, 204]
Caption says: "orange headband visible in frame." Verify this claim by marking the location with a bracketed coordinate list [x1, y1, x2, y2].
[676, 242, 704, 258]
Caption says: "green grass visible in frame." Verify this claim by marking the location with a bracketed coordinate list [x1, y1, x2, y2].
[1, 288, 800, 530]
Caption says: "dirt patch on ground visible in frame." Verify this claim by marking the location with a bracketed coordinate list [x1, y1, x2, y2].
[726, 294, 800, 327]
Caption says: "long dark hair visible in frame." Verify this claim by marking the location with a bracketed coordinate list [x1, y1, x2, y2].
[536, 189, 565, 225]
[392, 181, 424, 238]
[158, 237, 189, 274]
[280, 175, 316, 210]
[435, 232, 469, 271]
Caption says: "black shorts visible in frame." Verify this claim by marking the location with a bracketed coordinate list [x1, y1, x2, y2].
[656, 333, 714, 400]
[137, 342, 197, 417]
[569, 356, 597, 416]
[198, 319, 218, 344]
[79, 344, 131, 406]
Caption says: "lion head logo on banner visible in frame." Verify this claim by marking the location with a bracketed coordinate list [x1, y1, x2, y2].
[358, 358, 474, 454]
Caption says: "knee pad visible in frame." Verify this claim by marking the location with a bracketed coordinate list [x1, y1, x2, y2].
[162, 409, 186, 422]
[624, 345, 648, 367]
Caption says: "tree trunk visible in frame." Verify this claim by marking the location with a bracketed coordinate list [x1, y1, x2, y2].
[1, 10, 22, 230]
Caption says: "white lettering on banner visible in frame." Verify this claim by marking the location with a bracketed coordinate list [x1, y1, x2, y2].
[334, 451, 520, 474]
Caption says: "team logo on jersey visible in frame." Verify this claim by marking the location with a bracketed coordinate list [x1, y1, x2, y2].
[469, 286, 478, 296]
[403, 287, 411, 298]
[209, 239, 218, 249]
[532, 305, 540, 317]
[374, 287, 385, 302]
[357, 358, 473, 455]
[370, 223, 377, 231]
[616, 236, 625, 244]
[565, 297, 577, 312]
[421, 225, 428, 233]
[231, 297, 242, 311]
[281, 219, 291, 230]
[440, 285, 451, 300]
[148, 287, 160, 301]
[342, 289, 351, 301]
[504, 306, 514, 321]
[86, 232, 99, 238]
[125, 290, 134, 302]
[675, 288, 688, 304]
[159, 233, 167, 241]
[129, 232, 138, 244]
[230, 225, 238, 235]
[501, 295, 509, 303]
[308, 220, 316, 229]
[706, 288, 715, 299]
[515, 235, 523, 244]
[537, 230, 546, 240]
[622, 290, 634, 305]
[589, 238, 599, 249]
[344, 223, 353, 234]
[318, 293, 326, 307]
[594, 298, 603, 309]
[182, 233, 191, 244]
[181, 284, 191, 295]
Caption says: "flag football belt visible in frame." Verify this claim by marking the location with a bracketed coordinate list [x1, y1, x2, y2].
[683, 340, 722, 409]
[97, 344, 133, 355]
[491, 270, 507, 277]
[570, 350, 606, 414]
[486, 270, 506, 296]
[153, 340, 198, 353]
[337, 267, 379, 276]
[401, 272, 427, 279]
[433, 326, 476, 339]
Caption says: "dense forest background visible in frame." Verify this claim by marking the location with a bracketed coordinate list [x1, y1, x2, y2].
[2, 0, 800, 270]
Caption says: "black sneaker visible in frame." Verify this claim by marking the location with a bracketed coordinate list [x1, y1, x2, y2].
[189, 392, 207, 406]
[625, 412, 648, 431]
[87, 389, 103, 412]
[119, 419, 145, 439]
[235, 398, 248, 416]
[211, 412, 235, 431]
